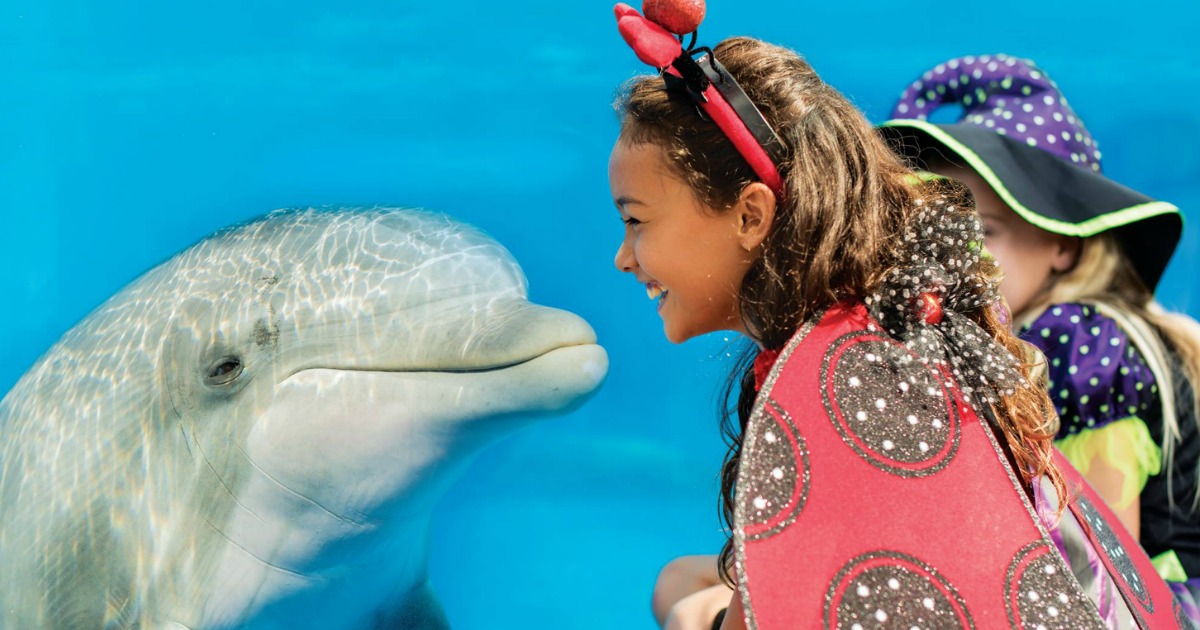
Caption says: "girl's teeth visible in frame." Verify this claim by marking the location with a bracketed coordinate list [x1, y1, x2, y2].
[647, 285, 665, 300]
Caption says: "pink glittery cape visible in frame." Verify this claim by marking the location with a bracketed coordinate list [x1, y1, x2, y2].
[732, 302, 1181, 629]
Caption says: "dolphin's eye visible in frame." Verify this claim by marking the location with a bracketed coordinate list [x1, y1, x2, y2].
[205, 357, 244, 386]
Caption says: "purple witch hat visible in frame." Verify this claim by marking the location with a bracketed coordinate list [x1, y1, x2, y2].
[878, 54, 1182, 292]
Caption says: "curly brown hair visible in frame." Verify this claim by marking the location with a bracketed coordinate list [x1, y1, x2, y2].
[614, 36, 1065, 585]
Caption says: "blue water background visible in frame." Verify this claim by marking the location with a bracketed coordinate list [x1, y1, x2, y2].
[2, 1, 1198, 627]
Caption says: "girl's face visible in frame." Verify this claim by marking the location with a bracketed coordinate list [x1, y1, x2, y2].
[927, 160, 1079, 317]
[608, 140, 757, 343]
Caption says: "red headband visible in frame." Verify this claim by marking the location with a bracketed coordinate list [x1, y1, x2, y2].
[614, 2, 786, 197]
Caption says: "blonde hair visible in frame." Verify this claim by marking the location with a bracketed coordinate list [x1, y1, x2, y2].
[1022, 232, 1200, 505]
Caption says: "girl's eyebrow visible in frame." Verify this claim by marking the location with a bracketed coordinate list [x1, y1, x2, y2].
[614, 195, 644, 209]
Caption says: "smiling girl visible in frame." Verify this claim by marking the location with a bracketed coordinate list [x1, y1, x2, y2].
[609, 3, 1182, 628]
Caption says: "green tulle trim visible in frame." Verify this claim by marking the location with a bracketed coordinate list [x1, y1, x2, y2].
[1152, 550, 1190, 582]
[1055, 416, 1162, 509]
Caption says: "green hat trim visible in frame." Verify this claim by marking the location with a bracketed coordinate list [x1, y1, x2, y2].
[880, 119, 1183, 236]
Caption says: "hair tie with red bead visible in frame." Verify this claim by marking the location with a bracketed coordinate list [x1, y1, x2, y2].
[613, 1, 787, 198]
[864, 198, 1027, 405]
[917, 291, 943, 325]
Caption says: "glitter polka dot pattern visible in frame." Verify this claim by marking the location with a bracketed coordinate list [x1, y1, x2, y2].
[739, 398, 811, 541]
[889, 54, 1103, 172]
[821, 332, 961, 477]
[1005, 542, 1105, 628]
[733, 304, 1148, 629]
[864, 198, 1027, 407]
[824, 551, 975, 629]
[1018, 303, 1156, 437]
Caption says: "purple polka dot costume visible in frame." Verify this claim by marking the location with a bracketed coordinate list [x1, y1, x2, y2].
[1022, 303, 1200, 618]
[892, 54, 1102, 171]
[881, 55, 1197, 615]
[1019, 303, 1156, 436]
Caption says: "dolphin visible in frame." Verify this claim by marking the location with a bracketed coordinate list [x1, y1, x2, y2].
[0, 208, 608, 629]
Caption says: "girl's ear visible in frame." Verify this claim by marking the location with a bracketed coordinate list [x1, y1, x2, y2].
[735, 182, 776, 251]
[1052, 235, 1082, 273]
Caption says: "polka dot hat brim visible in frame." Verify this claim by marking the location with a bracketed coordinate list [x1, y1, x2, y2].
[877, 52, 1182, 292]
[878, 119, 1182, 292]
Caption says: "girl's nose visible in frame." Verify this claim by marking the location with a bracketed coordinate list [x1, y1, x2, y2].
[614, 238, 636, 273]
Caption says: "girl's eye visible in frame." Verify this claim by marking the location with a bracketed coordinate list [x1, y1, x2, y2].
[622, 216, 642, 226]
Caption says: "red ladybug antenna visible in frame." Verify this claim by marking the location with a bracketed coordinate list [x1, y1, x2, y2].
[614, 1, 787, 199]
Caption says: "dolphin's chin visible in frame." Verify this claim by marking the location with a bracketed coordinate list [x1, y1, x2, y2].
[243, 342, 607, 522]
[482, 343, 608, 413]
[274, 341, 608, 421]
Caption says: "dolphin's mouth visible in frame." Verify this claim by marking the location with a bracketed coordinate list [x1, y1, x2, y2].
[293, 341, 601, 378]
[412, 341, 603, 375]
[286, 303, 601, 380]
[274, 343, 608, 425]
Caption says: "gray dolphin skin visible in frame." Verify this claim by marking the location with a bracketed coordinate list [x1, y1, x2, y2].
[0, 208, 608, 629]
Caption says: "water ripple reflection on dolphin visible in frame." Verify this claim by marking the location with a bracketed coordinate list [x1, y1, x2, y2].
[0, 207, 608, 629]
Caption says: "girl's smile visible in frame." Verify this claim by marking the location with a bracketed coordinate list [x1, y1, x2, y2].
[646, 282, 668, 311]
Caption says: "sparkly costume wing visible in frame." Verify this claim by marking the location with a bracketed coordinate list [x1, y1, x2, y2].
[732, 303, 1110, 629]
